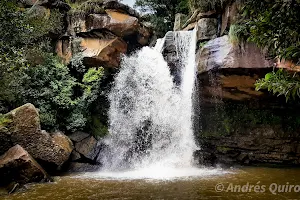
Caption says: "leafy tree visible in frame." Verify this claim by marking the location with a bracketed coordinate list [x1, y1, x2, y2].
[231, 0, 300, 100]
[0, 0, 107, 134]
[134, 0, 189, 37]
[188, 0, 230, 12]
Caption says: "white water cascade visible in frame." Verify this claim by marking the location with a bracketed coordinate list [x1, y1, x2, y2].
[87, 28, 225, 179]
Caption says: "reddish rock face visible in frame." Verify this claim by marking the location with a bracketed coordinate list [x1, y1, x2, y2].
[0, 145, 52, 186]
[86, 10, 140, 38]
[58, 1, 152, 69]
[81, 37, 127, 68]
[197, 35, 272, 74]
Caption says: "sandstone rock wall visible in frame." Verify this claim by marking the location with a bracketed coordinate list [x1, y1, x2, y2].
[56, 0, 152, 68]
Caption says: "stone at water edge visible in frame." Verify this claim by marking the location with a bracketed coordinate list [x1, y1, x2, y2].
[0, 145, 52, 187]
[74, 136, 99, 161]
[0, 103, 74, 171]
[68, 134, 105, 172]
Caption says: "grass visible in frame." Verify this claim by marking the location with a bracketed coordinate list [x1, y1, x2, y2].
[67, 0, 106, 16]
[228, 24, 249, 45]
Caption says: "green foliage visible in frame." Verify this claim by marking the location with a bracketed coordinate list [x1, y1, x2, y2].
[89, 115, 109, 138]
[0, 0, 108, 134]
[67, 0, 105, 16]
[199, 41, 208, 49]
[82, 67, 105, 103]
[188, 0, 229, 12]
[255, 69, 300, 101]
[26, 8, 64, 40]
[232, 0, 300, 100]
[234, 0, 300, 64]
[20, 53, 78, 129]
[228, 24, 248, 45]
[135, 0, 189, 37]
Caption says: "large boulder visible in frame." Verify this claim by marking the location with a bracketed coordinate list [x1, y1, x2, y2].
[87, 11, 139, 37]
[0, 145, 51, 187]
[81, 37, 127, 68]
[103, 0, 140, 18]
[197, 35, 272, 73]
[0, 104, 73, 170]
[68, 10, 141, 38]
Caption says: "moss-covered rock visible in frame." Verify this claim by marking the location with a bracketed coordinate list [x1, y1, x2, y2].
[0, 104, 74, 171]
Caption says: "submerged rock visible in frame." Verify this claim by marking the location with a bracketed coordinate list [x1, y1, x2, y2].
[0, 104, 73, 170]
[0, 145, 51, 187]
[68, 162, 100, 172]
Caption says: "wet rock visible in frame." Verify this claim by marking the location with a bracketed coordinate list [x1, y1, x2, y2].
[69, 131, 90, 143]
[0, 104, 74, 170]
[198, 131, 300, 166]
[68, 162, 100, 172]
[0, 145, 51, 187]
[74, 136, 99, 161]
[197, 18, 218, 41]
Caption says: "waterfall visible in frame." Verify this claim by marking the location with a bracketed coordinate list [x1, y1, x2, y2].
[99, 28, 199, 175]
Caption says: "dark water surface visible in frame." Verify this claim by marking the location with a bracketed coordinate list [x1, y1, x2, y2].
[1, 167, 300, 200]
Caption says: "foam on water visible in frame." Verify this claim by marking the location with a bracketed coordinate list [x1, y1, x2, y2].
[80, 167, 227, 181]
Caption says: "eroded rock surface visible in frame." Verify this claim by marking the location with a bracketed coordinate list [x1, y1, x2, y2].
[0, 145, 52, 186]
[0, 104, 73, 170]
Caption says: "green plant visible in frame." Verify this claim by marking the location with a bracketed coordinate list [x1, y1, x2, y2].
[255, 69, 300, 101]
[199, 41, 208, 49]
[188, 0, 229, 12]
[68, 0, 105, 16]
[135, 0, 189, 37]
[231, 0, 300, 100]
[228, 24, 248, 45]
[234, 0, 300, 64]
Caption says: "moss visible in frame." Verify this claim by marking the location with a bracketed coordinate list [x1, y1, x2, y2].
[89, 115, 108, 138]
[0, 114, 12, 129]
[198, 101, 298, 139]
[188, 0, 230, 12]
[217, 146, 232, 153]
